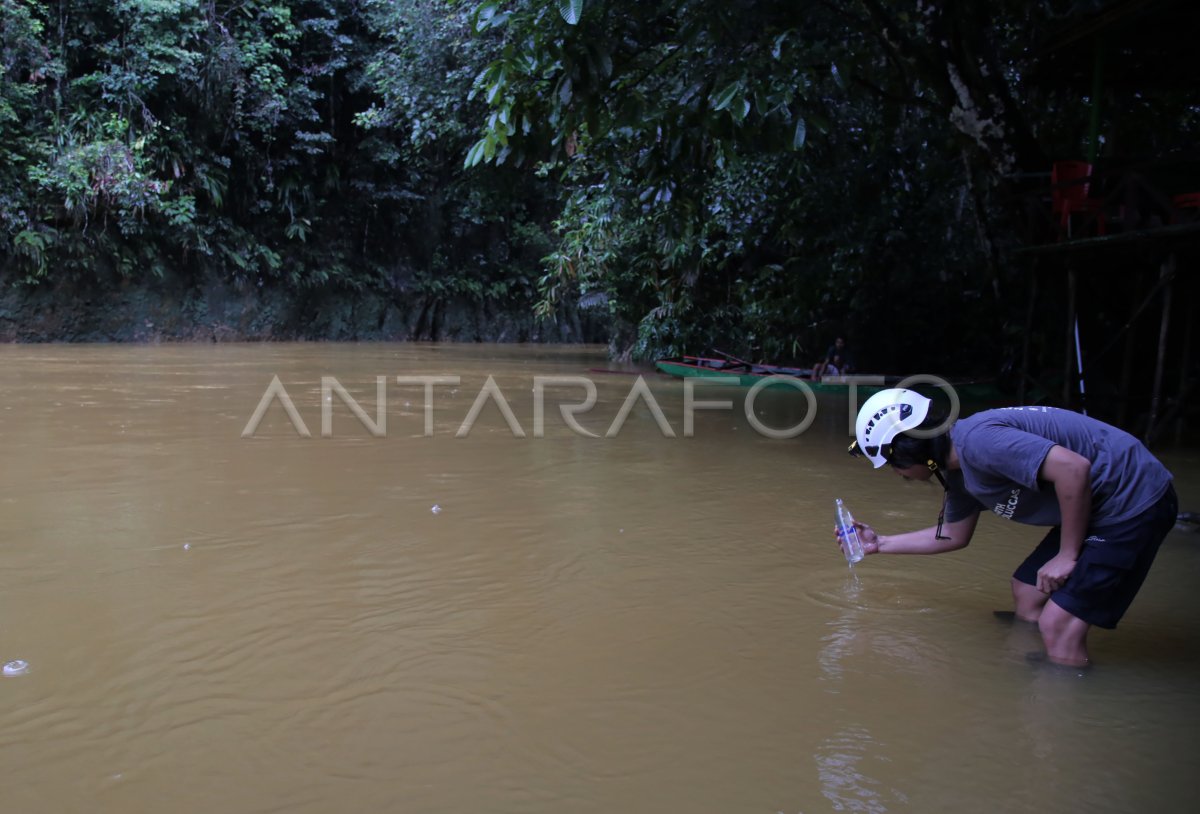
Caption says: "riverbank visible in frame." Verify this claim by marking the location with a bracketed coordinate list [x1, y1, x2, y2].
[0, 275, 605, 345]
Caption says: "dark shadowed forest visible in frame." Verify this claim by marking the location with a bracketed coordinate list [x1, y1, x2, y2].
[2, 0, 1197, 396]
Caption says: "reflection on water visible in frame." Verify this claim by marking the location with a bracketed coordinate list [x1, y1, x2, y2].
[815, 725, 892, 813]
[1, 343, 1198, 813]
[815, 576, 888, 812]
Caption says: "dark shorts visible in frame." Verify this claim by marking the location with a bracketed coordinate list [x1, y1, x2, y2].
[1013, 484, 1177, 629]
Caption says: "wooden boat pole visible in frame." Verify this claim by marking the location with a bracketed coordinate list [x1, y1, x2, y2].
[1146, 254, 1175, 445]
[712, 348, 752, 368]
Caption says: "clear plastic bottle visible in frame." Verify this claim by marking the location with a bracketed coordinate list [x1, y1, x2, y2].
[836, 498, 865, 565]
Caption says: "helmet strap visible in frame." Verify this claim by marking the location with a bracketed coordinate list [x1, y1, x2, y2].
[928, 459, 951, 541]
[927, 458, 947, 490]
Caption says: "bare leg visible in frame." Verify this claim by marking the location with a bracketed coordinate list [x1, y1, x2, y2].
[1011, 578, 1051, 622]
[1037, 600, 1092, 667]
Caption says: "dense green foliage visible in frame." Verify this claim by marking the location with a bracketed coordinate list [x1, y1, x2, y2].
[2, 1, 1195, 365]
[465, 0, 1198, 368]
[0, 0, 552, 328]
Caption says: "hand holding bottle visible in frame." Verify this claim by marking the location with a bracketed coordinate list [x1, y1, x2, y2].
[835, 499, 865, 564]
[849, 521, 880, 555]
[834, 522, 881, 558]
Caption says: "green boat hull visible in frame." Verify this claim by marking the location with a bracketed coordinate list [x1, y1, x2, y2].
[654, 360, 1006, 403]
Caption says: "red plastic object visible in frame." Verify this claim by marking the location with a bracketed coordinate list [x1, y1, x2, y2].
[1052, 161, 1107, 239]
[1171, 192, 1200, 223]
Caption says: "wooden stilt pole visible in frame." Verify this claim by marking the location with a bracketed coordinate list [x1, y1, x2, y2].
[1173, 278, 1194, 445]
[1146, 254, 1175, 446]
[1064, 267, 1077, 409]
[1117, 271, 1140, 429]
[1019, 264, 1038, 405]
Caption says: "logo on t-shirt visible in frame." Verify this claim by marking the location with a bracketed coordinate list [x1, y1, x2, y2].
[994, 488, 1021, 520]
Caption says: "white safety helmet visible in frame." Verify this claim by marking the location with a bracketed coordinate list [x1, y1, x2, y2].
[852, 389, 932, 468]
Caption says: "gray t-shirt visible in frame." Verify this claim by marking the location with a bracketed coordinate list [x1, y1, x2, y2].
[943, 406, 1172, 527]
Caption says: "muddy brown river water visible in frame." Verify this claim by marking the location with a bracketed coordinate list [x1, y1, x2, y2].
[2, 343, 1198, 813]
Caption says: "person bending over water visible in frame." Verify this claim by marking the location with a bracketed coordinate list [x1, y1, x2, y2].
[843, 390, 1176, 667]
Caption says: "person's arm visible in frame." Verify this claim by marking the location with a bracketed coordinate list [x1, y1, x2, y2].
[1034, 445, 1092, 592]
[813, 347, 833, 378]
[848, 512, 979, 555]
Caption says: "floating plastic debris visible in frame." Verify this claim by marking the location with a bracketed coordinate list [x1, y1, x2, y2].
[431, 504, 442, 514]
[183, 543, 191, 550]
[3, 660, 29, 677]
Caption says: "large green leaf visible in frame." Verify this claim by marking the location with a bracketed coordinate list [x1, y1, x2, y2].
[711, 82, 740, 111]
[464, 137, 488, 168]
[793, 117, 807, 149]
[558, 0, 584, 26]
